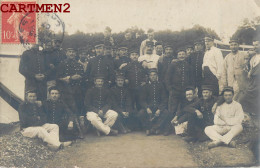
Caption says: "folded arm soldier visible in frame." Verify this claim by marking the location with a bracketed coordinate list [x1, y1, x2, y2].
[202, 36, 224, 96]
[84, 74, 119, 136]
[85, 43, 115, 87]
[19, 44, 50, 101]
[140, 29, 157, 56]
[221, 39, 249, 101]
[165, 48, 194, 135]
[205, 86, 244, 149]
[183, 85, 218, 142]
[139, 69, 168, 136]
[114, 45, 131, 70]
[43, 86, 83, 140]
[19, 90, 72, 151]
[111, 72, 132, 134]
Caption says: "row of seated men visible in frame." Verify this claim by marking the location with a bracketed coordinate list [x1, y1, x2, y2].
[18, 68, 244, 150]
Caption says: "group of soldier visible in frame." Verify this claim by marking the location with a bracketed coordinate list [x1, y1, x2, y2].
[18, 27, 260, 150]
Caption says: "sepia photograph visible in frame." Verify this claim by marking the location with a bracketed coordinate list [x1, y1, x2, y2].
[0, 0, 260, 167]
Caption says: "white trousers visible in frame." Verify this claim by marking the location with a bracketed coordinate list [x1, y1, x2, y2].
[22, 123, 61, 147]
[205, 124, 243, 144]
[86, 110, 118, 135]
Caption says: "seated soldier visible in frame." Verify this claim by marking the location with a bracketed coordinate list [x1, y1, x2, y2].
[205, 86, 244, 149]
[111, 72, 132, 134]
[171, 87, 199, 126]
[19, 90, 72, 151]
[184, 85, 218, 142]
[139, 69, 168, 136]
[43, 86, 84, 140]
[84, 74, 119, 136]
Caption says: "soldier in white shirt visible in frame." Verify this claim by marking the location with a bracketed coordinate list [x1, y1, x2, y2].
[138, 41, 160, 70]
[221, 39, 249, 101]
[140, 29, 157, 56]
[202, 36, 224, 96]
[205, 86, 244, 149]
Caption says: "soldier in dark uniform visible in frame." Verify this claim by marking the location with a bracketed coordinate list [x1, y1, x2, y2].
[114, 45, 131, 70]
[165, 48, 194, 135]
[43, 86, 84, 140]
[56, 48, 85, 118]
[139, 69, 168, 136]
[119, 30, 136, 51]
[123, 49, 147, 111]
[158, 44, 176, 85]
[186, 44, 194, 62]
[110, 72, 132, 133]
[85, 43, 115, 87]
[190, 40, 205, 97]
[19, 44, 50, 101]
[184, 85, 218, 142]
[84, 74, 118, 136]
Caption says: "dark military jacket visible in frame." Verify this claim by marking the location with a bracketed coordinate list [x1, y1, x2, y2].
[123, 61, 147, 89]
[110, 86, 132, 114]
[56, 58, 85, 88]
[166, 59, 194, 91]
[84, 87, 111, 113]
[175, 97, 200, 117]
[190, 51, 204, 87]
[114, 56, 131, 70]
[119, 39, 136, 51]
[43, 99, 74, 126]
[18, 102, 46, 129]
[140, 81, 168, 112]
[158, 55, 175, 83]
[85, 55, 115, 83]
[19, 48, 50, 80]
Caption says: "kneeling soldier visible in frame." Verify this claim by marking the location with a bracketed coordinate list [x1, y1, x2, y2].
[111, 72, 132, 133]
[84, 74, 119, 136]
[19, 90, 72, 151]
[139, 69, 168, 136]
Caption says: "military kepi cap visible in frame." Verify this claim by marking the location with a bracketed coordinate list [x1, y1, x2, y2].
[129, 49, 139, 54]
[185, 86, 195, 91]
[148, 68, 158, 74]
[115, 71, 125, 79]
[222, 86, 234, 93]
[201, 85, 213, 91]
[177, 48, 186, 53]
[94, 74, 105, 79]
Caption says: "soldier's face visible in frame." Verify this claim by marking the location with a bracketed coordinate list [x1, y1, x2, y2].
[125, 32, 132, 40]
[155, 45, 163, 55]
[149, 72, 158, 82]
[186, 48, 193, 56]
[230, 42, 239, 53]
[186, 90, 194, 102]
[27, 93, 37, 103]
[66, 50, 76, 59]
[95, 46, 104, 56]
[177, 51, 186, 60]
[116, 78, 125, 87]
[165, 47, 173, 57]
[104, 30, 111, 37]
[205, 40, 213, 50]
[94, 79, 104, 87]
[147, 33, 154, 41]
[53, 41, 61, 49]
[194, 44, 203, 52]
[146, 45, 153, 54]
[119, 48, 128, 57]
[223, 91, 234, 104]
[130, 53, 139, 61]
[202, 90, 212, 100]
[50, 90, 60, 101]
[104, 48, 112, 56]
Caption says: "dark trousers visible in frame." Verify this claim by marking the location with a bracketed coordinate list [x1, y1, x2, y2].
[187, 113, 211, 141]
[138, 109, 168, 131]
[25, 79, 47, 101]
[129, 87, 142, 111]
[203, 66, 219, 96]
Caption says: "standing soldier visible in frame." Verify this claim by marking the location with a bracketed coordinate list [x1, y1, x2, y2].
[84, 74, 119, 136]
[85, 43, 115, 87]
[138, 41, 160, 70]
[221, 39, 249, 101]
[139, 69, 168, 136]
[202, 36, 224, 96]
[103, 26, 115, 47]
[165, 48, 194, 135]
[114, 45, 131, 70]
[111, 72, 132, 133]
[56, 48, 85, 134]
[186, 44, 194, 61]
[155, 41, 164, 57]
[190, 39, 205, 97]
[140, 29, 157, 56]
[19, 44, 50, 101]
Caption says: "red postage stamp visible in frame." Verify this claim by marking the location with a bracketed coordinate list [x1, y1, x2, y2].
[1, 1, 36, 44]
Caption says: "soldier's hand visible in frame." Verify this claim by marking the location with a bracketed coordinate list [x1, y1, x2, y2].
[147, 108, 152, 115]
[141, 82, 146, 86]
[171, 116, 178, 125]
[49, 64, 55, 69]
[119, 63, 127, 70]
[155, 109, 160, 117]
[98, 110, 104, 117]
[35, 101, 42, 107]
[79, 116, 85, 127]
[122, 112, 129, 118]
[195, 110, 203, 119]
[68, 121, 73, 130]
[125, 79, 129, 84]
[71, 74, 81, 80]
[35, 74, 42, 80]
